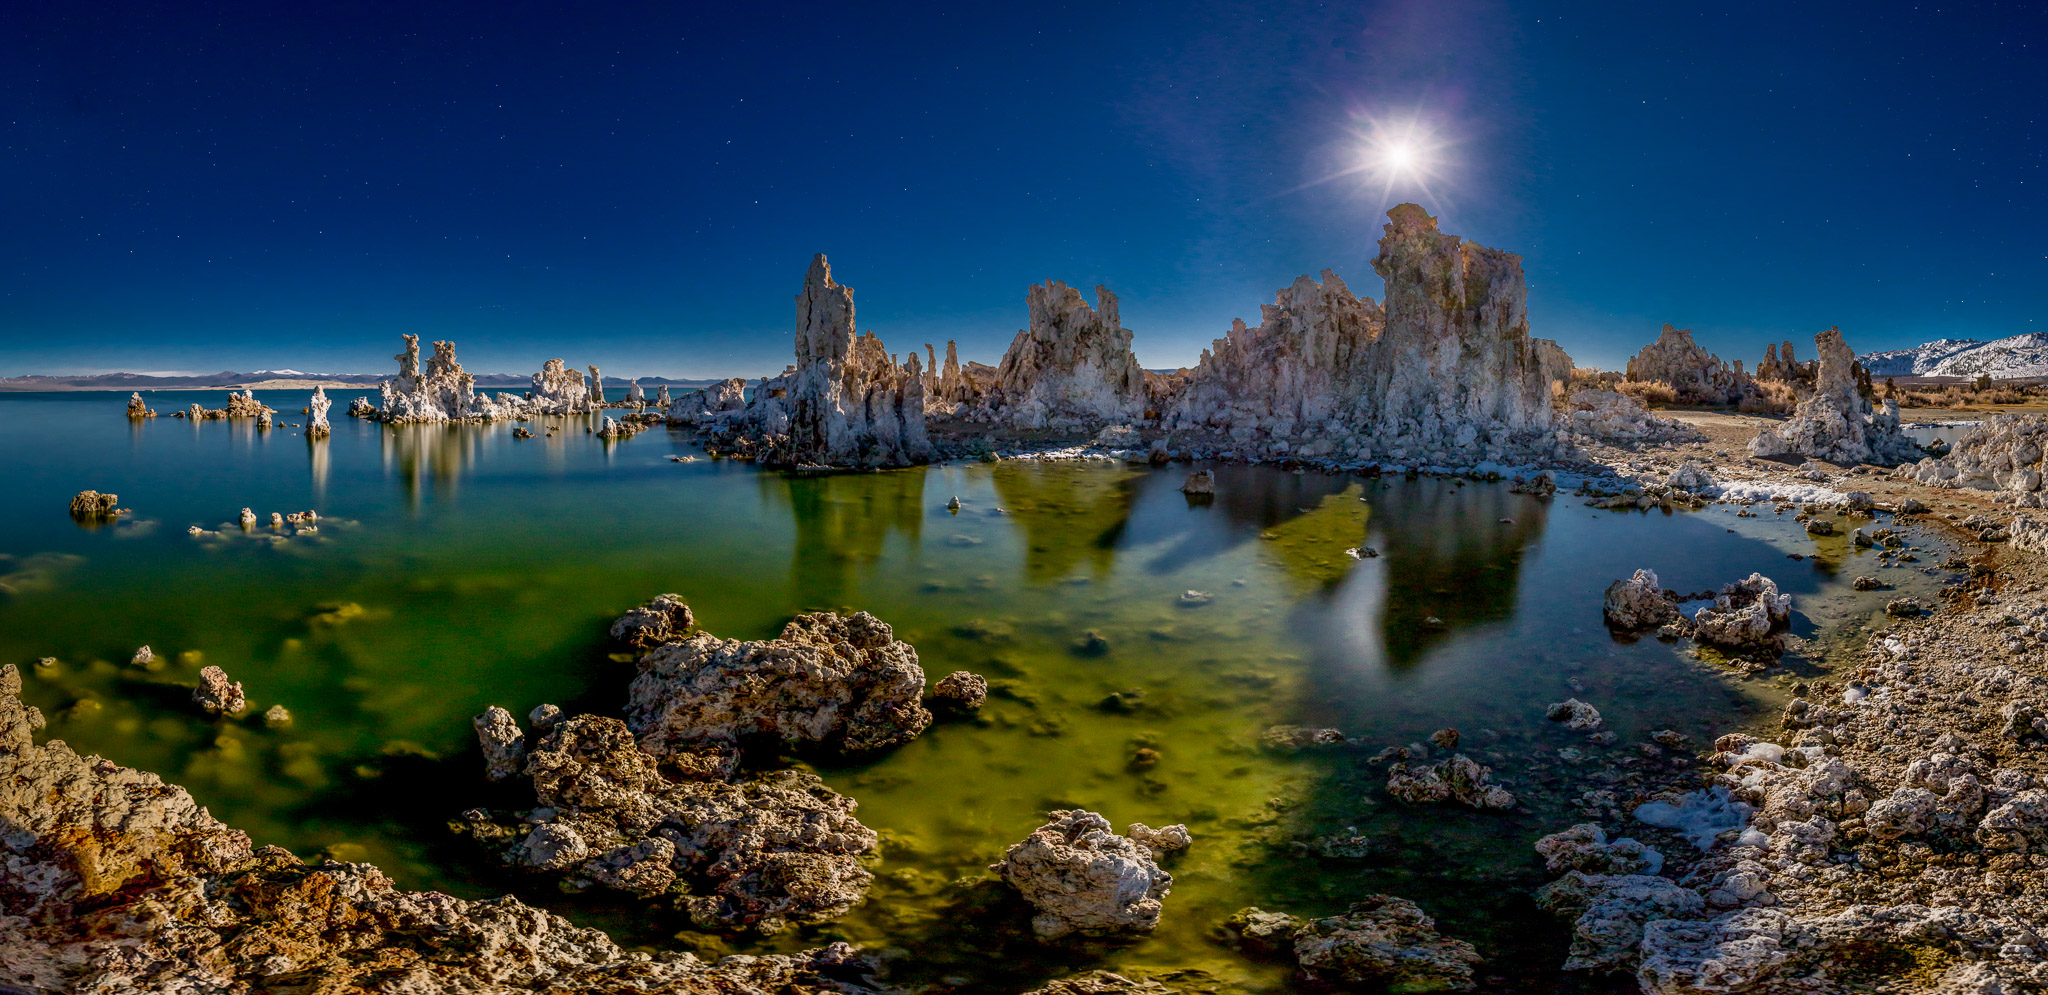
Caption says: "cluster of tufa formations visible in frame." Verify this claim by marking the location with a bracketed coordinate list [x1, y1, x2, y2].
[341, 202, 1949, 474]
[666, 204, 1573, 469]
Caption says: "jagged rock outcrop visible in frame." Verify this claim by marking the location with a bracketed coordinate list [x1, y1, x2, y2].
[125, 392, 155, 418]
[990, 809, 1176, 939]
[1907, 414, 2048, 506]
[1565, 390, 1708, 447]
[972, 281, 1149, 431]
[1749, 328, 1919, 464]
[529, 358, 594, 413]
[192, 665, 246, 716]
[460, 713, 876, 932]
[347, 395, 374, 418]
[307, 386, 332, 438]
[67, 490, 120, 523]
[224, 389, 272, 419]
[1163, 206, 1564, 462]
[1623, 324, 1752, 404]
[1757, 340, 1813, 383]
[376, 335, 512, 422]
[669, 377, 749, 424]
[1224, 898, 1482, 990]
[624, 609, 932, 757]
[589, 365, 605, 405]
[609, 592, 696, 649]
[0, 667, 898, 992]
[1165, 271, 1385, 455]
[626, 380, 644, 407]
[769, 255, 930, 466]
[656, 384, 671, 408]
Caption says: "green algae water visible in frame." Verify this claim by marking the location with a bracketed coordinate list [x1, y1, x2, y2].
[0, 390, 1947, 992]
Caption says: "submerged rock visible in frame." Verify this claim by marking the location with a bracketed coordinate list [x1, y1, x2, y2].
[191, 665, 245, 716]
[625, 609, 931, 756]
[1180, 469, 1215, 496]
[1546, 698, 1604, 731]
[1386, 754, 1516, 809]
[1020, 972, 1183, 995]
[929, 670, 989, 712]
[991, 809, 1175, 940]
[1534, 823, 1664, 876]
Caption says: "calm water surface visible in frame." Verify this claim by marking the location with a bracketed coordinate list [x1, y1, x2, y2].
[0, 390, 1939, 991]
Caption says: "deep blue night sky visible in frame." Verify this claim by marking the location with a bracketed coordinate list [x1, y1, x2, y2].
[2, 1, 2042, 378]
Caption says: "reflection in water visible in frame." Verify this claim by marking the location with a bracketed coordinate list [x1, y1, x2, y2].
[990, 463, 1139, 582]
[308, 433, 330, 498]
[766, 468, 927, 608]
[0, 390, 1937, 994]
[380, 424, 484, 506]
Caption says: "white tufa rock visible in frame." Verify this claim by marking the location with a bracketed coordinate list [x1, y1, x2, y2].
[1623, 324, 1752, 404]
[990, 809, 1174, 939]
[1748, 327, 1918, 465]
[307, 386, 332, 439]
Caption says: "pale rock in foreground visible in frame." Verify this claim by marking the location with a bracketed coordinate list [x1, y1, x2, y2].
[624, 608, 933, 756]
[1689, 572, 1792, 653]
[991, 809, 1175, 939]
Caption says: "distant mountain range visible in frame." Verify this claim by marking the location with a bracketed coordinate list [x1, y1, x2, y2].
[1858, 333, 2048, 380]
[0, 370, 732, 392]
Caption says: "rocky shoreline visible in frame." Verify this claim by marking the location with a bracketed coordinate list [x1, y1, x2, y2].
[15, 458, 2048, 994]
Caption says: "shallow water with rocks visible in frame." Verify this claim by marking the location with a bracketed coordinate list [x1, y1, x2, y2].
[0, 389, 1957, 992]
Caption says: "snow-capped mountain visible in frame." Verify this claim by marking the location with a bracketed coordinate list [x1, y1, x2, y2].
[1857, 338, 1985, 376]
[1859, 333, 2048, 379]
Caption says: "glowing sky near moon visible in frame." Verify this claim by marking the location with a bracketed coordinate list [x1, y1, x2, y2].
[2, 1, 2042, 377]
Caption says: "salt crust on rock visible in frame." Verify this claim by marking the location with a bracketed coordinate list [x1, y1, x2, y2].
[990, 809, 1177, 939]
[1688, 573, 1792, 654]
[1909, 413, 2048, 507]
[0, 665, 899, 993]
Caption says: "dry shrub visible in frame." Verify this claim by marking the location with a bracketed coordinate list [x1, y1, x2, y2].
[1738, 378, 1800, 414]
[1617, 379, 1678, 406]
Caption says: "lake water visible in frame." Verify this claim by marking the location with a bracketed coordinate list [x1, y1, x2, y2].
[0, 389, 1947, 992]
